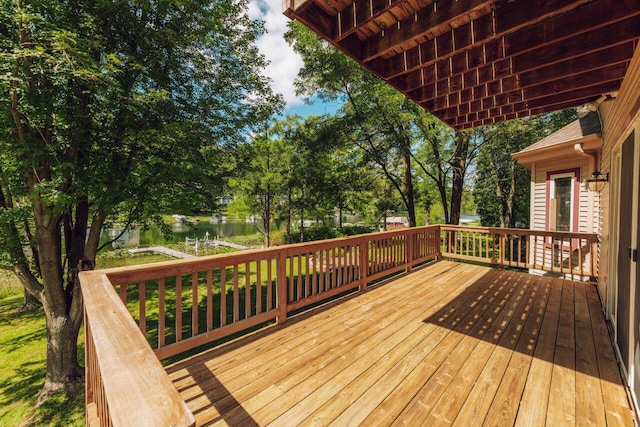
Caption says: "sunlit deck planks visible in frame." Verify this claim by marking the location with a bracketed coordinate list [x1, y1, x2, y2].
[166, 260, 634, 426]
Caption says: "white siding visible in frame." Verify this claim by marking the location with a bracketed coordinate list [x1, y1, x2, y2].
[529, 157, 599, 279]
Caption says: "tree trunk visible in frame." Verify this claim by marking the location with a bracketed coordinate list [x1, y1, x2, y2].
[402, 148, 417, 227]
[504, 160, 516, 228]
[449, 132, 470, 225]
[424, 199, 432, 225]
[264, 185, 271, 247]
[286, 187, 292, 244]
[300, 187, 305, 242]
[34, 214, 83, 403]
[39, 296, 83, 403]
[22, 288, 41, 311]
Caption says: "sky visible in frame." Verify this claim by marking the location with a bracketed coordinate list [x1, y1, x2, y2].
[247, 0, 339, 117]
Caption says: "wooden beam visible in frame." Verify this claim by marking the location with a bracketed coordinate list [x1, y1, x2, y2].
[334, 0, 412, 42]
[409, 18, 639, 107]
[448, 80, 622, 129]
[380, 0, 594, 79]
[382, 0, 640, 91]
[361, 0, 497, 62]
[409, 42, 634, 106]
[431, 78, 623, 122]
[293, 2, 337, 37]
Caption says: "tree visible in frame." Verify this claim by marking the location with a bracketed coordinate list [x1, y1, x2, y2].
[0, 0, 280, 400]
[234, 119, 294, 246]
[474, 110, 578, 227]
[285, 22, 418, 227]
[410, 111, 483, 224]
[286, 22, 484, 227]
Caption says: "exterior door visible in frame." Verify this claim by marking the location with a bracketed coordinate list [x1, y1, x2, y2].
[617, 132, 635, 369]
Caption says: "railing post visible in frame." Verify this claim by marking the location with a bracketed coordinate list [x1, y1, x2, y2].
[277, 253, 288, 325]
[359, 237, 368, 291]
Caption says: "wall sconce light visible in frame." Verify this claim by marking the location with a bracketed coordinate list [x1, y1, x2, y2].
[586, 171, 608, 192]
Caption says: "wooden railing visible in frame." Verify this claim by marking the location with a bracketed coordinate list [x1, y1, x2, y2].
[80, 224, 600, 425]
[440, 225, 599, 280]
[80, 226, 441, 426]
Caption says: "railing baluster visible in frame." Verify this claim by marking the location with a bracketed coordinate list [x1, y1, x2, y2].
[245, 262, 251, 319]
[305, 253, 311, 298]
[192, 272, 198, 337]
[119, 283, 127, 304]
[310, 251, 317, 295]
[256, 260, 262, 315]
[206, 270, 213, 331]
[319, 249, 325, 291]
[568, 238, 573, 279]
[297, 254, 303, 298]
[158, 278, 165, 348]
[267, 259, 273, 311]
[360, 240, 368, 291]
[288, 256, 294, 302]
[505, 234, 514, 265]
[176, 275, 182, 342]
[277, 254, 287, 324]
[233, 265, 239, 322]
[139, 281, 146, 334]
[220, 267, 227, 327]
[330, 246, 338, 289]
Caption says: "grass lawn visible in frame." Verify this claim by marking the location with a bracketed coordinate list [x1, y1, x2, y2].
[0, 289, 84, 426]
[0, 254, 173, 426]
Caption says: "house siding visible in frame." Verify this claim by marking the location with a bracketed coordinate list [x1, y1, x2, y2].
[528, 157, 598, 279]
[600, 43, 640, 306]
[599, 42, 640, 411]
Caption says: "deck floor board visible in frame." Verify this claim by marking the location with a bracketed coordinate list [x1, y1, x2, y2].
[167, 261, 634, 426]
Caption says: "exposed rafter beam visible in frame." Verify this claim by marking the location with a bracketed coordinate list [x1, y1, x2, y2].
[371, 0, 597, 78]
[455, 96, 596, 129]
[333, 0, 415, 42]
[421, 62, 627, 118]
[361, 0, 497, 63]
[395, 0, 640, 94]
[437, 80, 623, 127]
[408, 39, 635, 107]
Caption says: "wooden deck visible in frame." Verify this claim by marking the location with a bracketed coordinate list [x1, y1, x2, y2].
[166, 260, 634, 426]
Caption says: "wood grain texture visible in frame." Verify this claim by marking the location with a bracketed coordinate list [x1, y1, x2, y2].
[166, 262, 633, 426]
[80, 271, 195, 427]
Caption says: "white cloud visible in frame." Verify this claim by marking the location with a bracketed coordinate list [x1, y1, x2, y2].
[249, 0, 304, 107]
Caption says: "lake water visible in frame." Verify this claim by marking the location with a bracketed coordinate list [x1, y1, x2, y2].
[100, 215, 364, 249]
[100, 219, 259, 249]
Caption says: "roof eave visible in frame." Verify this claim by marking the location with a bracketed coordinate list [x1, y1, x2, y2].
[511, 133, 602, 170]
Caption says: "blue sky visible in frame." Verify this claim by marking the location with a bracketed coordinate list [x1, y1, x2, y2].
[248, 0, 338, 118]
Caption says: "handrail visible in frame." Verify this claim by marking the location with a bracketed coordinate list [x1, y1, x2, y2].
[440, 225, 599, 280]
[81, 271, 195, 427]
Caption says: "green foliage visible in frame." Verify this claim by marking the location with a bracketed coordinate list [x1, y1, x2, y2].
[285, 22, 481, 226]
[0, 0, 282, 399]
[290, 224, 374, 243]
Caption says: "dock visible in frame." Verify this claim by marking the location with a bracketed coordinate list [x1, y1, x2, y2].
[127, 246, 195, 259]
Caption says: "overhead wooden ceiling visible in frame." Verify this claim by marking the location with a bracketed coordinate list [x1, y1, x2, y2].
[283, 0, 640, 130]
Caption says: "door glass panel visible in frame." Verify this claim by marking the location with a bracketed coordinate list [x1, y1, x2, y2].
[554, 176, 572, 231]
